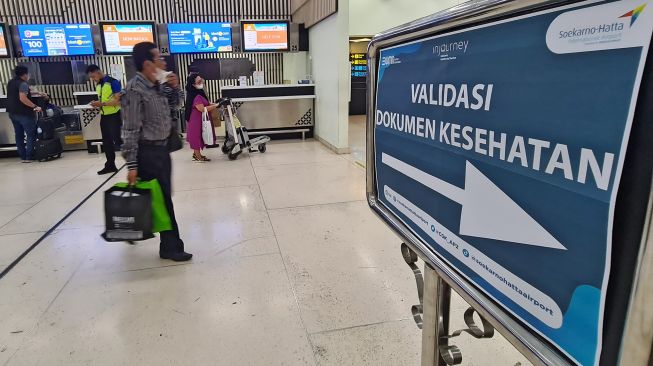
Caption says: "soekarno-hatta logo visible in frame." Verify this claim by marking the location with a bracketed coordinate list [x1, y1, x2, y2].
[546, 1, 653, 54]
[620, 4, 647, 26]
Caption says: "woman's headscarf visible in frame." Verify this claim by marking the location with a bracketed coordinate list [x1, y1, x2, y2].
[184, 72, 208, 122]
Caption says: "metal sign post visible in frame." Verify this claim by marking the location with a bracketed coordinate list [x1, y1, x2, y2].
[366, 0, 653, 365]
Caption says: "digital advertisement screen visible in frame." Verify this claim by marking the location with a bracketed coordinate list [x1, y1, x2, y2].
[242, 22, 288, 51]
[0, 24, 9, 57]
[18, 23, 94, 56]
[168, 23, 232, 53]
[100, 22, 155, 54]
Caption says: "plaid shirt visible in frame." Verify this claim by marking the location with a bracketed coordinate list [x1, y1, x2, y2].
[121, 73, 182, 170]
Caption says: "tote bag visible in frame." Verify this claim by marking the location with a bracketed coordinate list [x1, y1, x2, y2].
[102, 186, 153, 242]
[114, 180, 172, 233]
[202, 109, 215, 146]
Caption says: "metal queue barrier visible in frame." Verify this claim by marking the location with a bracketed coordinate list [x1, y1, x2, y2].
[366, 0, 653, 365]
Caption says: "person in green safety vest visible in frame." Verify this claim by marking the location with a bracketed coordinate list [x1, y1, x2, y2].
[87, 64, 123, 175]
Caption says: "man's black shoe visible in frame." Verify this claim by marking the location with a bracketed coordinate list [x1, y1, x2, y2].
[160, 251, 193, 262]
[97, 167, 118, 175]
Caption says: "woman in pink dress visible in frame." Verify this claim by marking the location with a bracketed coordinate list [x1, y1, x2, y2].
[184, 73, 218, 162]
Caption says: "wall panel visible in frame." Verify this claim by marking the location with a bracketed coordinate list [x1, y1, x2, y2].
[291, 0, 336, 28]
[0, 0, 290, 105]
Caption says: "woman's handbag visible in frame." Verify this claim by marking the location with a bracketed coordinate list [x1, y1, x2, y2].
[202, 109, 216, 146]
[210, 109, 222, 128]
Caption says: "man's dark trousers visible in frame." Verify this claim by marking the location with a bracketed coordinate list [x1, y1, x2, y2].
[136, 143, 183, 254]
[100, 112, 122, 169]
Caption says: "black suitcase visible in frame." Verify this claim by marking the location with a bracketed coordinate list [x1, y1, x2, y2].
[37, 116, 58, 140]
[34, 138, 63, 161]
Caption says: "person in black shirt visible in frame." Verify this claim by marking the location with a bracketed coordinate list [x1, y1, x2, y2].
[6, 66, 41, 163]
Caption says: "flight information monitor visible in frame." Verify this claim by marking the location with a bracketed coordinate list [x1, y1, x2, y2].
[241, 21, 289, 52]
[100, 22, 155, 55]
[18, 23, 94, 56]
[0, 23, 9, 57]
[168, 22, 232, 53]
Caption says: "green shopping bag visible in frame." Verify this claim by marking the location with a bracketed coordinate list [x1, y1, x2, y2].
[114, 179, 172, 233]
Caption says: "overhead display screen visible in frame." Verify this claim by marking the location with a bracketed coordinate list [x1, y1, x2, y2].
[0, 24, 9, 57]
[18, 23, 94, 56]
[100, 22, 155, 55]
[168, 23, 232, 53]
[242, 22, 288, 51]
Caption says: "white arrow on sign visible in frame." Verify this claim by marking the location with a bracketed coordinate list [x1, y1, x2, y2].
[381, 153, 566, 250]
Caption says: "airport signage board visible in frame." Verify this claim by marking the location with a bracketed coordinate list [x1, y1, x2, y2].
[168, 23, 233, 54]
[18, 23, 94, 56]
[100, 22, 155, 55]
[0, 24, 9, 57]
[373, 0, 653, 364]
[242, 21, 289, 51]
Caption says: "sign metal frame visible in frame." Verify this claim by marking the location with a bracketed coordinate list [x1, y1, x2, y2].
[365, 0, 653, 365]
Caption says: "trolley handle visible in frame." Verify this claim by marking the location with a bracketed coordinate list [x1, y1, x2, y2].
[216, 97, 232, 107]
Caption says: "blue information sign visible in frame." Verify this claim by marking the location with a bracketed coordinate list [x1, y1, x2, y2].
[374, 0, 653, 364]
[168, 23, 233, 53]
[18, 23, 94, 56]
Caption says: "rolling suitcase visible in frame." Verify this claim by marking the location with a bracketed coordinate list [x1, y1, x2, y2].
[34, 138, 63, 161]
[34, 111, 63, 162]
[37, 115, 57, 140]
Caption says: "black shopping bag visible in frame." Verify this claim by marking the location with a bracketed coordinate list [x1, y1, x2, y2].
[102, 185, 154, 242]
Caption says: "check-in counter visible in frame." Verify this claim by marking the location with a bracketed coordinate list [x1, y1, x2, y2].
[73, 91, 102, 148]
[220, 84, 315, 139]
[0, 94, 88, 155]
[0, 96, 18, 152]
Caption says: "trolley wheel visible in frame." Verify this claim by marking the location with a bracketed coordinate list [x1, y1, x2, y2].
[258, 143, 267, 153]
[228, 152, 239, 160]
[221, 143, 230, 154]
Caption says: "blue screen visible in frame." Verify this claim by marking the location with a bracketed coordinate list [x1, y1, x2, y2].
[167, 23, 232, 54]
[18, 23, 94, 57]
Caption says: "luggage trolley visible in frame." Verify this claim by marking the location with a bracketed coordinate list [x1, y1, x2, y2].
[217, 97, 270, 160]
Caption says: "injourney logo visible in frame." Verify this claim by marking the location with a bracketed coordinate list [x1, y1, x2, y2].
[433, 40, 469, 61]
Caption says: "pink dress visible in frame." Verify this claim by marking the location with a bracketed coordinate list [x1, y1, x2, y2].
[186, 94, 215, 150]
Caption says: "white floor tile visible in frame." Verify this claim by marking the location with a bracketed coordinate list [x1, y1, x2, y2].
[348, 115, 366, 167]
[0, 232, 44, 267]
[172, 155, 258, 191]
[255, 160, 366, 209]
[269, 201, 414, 333]
[0, 179, 109, 236]
[6, 254, 316, 366]
[250, 142, 343, 167]
[0, 300, 47, 366]
[0, 230, 87, 307]
[0, 204, 32, 229]
[310, 320, 420, 366]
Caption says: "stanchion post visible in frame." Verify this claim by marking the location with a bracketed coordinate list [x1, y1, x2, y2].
[421, 263, 452, 366]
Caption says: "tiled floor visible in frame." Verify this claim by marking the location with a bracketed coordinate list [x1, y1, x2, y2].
[0, 140, 532, 366]
[0, 151, 114, 270]
[349, 115, 367, 167]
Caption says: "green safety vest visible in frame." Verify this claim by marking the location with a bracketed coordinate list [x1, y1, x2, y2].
[96, 78, 121, 116]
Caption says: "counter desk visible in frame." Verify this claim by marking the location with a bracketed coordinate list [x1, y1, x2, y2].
[0, 103, 15, 152]
[0, 92, 90, 155]
[73, 91, 104, 152]
[220, 84, 315, 140]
